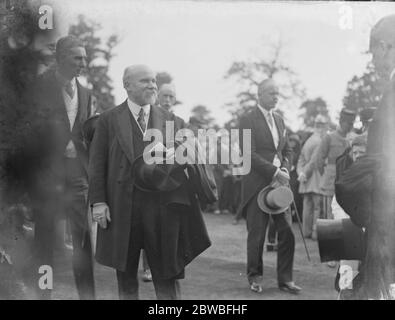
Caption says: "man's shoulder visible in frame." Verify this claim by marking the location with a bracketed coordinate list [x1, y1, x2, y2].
[152, 104, 169, 117]
[99, 102, 127, 120]
[36, 69, 56, 88]
[152, 105, 185, 124]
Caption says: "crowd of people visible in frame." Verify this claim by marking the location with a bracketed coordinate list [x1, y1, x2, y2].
[2, 10, 395, 301]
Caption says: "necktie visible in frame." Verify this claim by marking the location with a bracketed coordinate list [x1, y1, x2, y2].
[65, 81, 75, 99]
[137, 108, 146, 132]
[267, 112, 274, 130]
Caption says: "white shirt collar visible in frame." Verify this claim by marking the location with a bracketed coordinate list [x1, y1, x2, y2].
[257, 104, 273, 118]
[127, 98, 150, 118]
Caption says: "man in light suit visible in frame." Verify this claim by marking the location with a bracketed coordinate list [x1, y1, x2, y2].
[88, 65, 211, 300]
[31, 36, 96, 299]
[238, 79, 301, 294]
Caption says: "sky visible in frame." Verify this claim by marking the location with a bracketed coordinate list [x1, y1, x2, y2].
[48, 0, 395, 131]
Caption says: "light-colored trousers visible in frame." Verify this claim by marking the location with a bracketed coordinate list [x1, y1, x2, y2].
[322, 195, 334, 220]
[302, 193, 322, 237]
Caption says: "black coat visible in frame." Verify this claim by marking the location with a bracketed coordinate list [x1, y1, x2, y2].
[88, 102, 211, 277]
[29, 70, 94, 208]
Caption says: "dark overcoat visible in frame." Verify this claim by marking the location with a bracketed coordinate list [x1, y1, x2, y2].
[88, 101, 211, 278]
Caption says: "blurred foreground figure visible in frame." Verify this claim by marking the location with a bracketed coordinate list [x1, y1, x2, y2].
[332, 135, 367, 299]
[31, 36, 96, 299]
[364, 14, 395, 299]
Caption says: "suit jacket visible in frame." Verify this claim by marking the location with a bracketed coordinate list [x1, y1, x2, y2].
[238, 107, 292, 217]
[88, 101, 211, 276]
[33, 69, 95, 175]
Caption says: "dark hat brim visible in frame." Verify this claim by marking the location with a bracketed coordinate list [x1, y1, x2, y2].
[131, 154, 186, 192]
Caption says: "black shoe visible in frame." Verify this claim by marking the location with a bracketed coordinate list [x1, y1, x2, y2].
[250, 282, 262, 293]
[279, 282, 301, 295]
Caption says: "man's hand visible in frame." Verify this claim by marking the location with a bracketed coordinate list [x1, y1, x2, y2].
[275, 168, 290, 186]
[92, 203, 111, 229]
[297, 172, 307, 183]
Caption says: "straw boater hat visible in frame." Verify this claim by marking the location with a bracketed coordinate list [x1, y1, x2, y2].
[257, 184, 294, 215]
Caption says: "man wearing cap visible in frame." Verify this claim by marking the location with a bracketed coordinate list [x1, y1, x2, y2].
[362, 14, 395, 299]
[238, 79, 301, 294]
[88, 65, 211, 300]
[315, 109, 356, 222]
[31, 35, 96, 299]
[297, 115, 328, 240]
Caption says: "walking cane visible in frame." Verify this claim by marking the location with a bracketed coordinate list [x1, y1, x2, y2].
[291, 200, 311, 262]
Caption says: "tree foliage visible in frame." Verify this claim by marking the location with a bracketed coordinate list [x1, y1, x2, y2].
[343, 62, 383, 113]
[299, 97, 331, 129]
[69, 15, 119, 113]
[190, 104, 216, 128]
[224, 38, 305, 126]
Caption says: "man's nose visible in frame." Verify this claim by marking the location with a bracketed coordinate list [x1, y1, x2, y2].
[148, 81, 157, 89]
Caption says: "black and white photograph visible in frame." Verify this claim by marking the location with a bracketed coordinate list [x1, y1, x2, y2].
[1, 0, 395, 304]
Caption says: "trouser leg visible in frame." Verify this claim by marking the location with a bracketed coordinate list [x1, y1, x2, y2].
[69, 215, 95, 300]
[273, 213, 295, 284]
[312, 193, 322, 238]
[116, 248, 141, 300]
[65, 160, 95, 300]
[246, 195, 269, 284]
[323, 195, 334, 220]
[267, 216, 277, 243]
[302, 193, 314, 237]
[32, 210, 54, 300]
